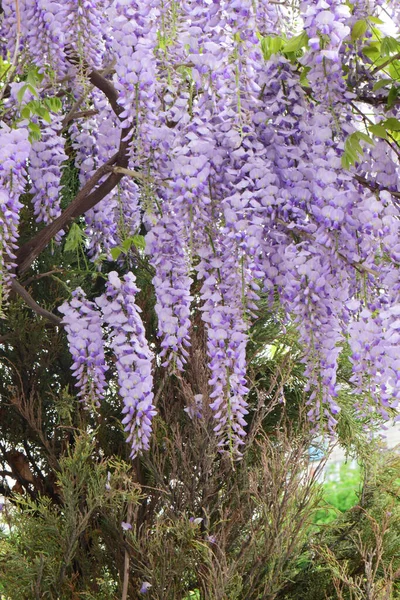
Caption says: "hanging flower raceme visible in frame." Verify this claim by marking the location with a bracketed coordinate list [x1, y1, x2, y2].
[196, 241, 250, 456]
[29, 114, 67, 230]
[0, 0, 65, 72]
[63, 0, 108, 70]
[347, 290, 400, 423]
[96, 271, 156, 458]
[59, 288, 108, 407]
[301, 0, 351, 105]
[109, 0, 160, 144]
[0, 123, 30, 309]
[81, 92, 121, 261]
[145, 204, 193, 371]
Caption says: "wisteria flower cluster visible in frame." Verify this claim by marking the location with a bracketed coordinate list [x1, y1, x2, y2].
[59, 288, 107, 408]
[60, 272, 156, 458]
[0, 123, 30, 308]
[96, 271, 156, 458]
[2, 0, 400, 457]
[29, 114, 67, 229]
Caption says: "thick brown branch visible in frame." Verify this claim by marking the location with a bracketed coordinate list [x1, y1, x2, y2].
[11, 280, 62, 325]
[16, 150, 126, 275]
[88, 68, 122, 117]
[16, 60, 132, 275]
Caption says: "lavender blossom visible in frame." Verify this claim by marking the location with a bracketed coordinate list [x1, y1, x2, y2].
[96, 271, 156, 458]
[0, 123, 30, 309]
[59, 288, 108, 407]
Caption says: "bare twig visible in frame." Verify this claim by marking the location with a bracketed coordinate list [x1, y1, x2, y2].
[11, 280, 62, 325]
[371, 51, 400, 75]
[21, 268, 65, 287]
[121, 503, 133, 600]
[354, 174, 400, 199]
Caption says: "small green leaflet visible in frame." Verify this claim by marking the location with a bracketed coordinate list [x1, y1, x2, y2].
[259, 35, 283, 61]
[351, 20, 368, 42]
[341, 131, 374, 169]
[64, 223, 86, 253]
[282, 31, 308, 54]
[110, 246, 123, 261]
[368, 16, 384, 24]
[110, 235, 146, 261]
[387, 86, 399, 109]
[380, 36, 400, 57]
[362, 43, 380, 60]
[28, 121, 41, 141]
[368, 124, 387, 139]
[381, 117, 400, 131]
[372, 79, 391, 91]
[44, 97, 62, 112]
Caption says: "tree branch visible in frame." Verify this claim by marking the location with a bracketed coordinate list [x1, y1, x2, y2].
[16, 148, 127, 275]
[11, 280, 62, 325]
[354, 174, 400, 199]
[16, 61, 132, 276]
[371, 51, 400, 75]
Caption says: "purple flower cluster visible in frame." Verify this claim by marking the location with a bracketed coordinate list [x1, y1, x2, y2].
[4, 0, 400, 452]
[81, 92, 120, 260]
[63, 0, 107, 70]
[109, 0, 160, 138]
[348, 302, 400, 420]
[1, 0, 107, 78]
[29, 114, 67, 229]
[0, 123, 30, 307]
[96, 271, 156, 458]
[301, 0, 351, 104]
[145, 206, 193, 370]
[59, 288, 107, 407]
[197, 243, 249, 455]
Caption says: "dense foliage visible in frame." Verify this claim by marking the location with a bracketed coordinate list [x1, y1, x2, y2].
[2, 0, 400, 598]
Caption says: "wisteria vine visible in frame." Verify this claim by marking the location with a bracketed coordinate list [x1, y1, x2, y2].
[1, 0, 400, 457]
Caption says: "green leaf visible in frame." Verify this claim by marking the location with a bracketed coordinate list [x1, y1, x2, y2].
[362, 44, 380, 59]
[27, 84, 38, 97]
[119, 235, 146, 253]
[299, 66, 311, 86]
[260, 35, 284, 60]
[282, 31, 308, 54]
[64, 223, 85, 253]
[372, 79, 391, 91]
[387, 85, 399, 109]
[121, 238, 133, 252]
[21, 107, 31, 119]
[26, 66, 43, 88]
[110, 247, 122, 261]
[342, 131, 373, 169]
[381, 36, 400, 57]
[341, 153, 352, 169]
[388, 62, 400, 80]
[132, 235, 146, 250]
[16, 84, 29, 103]
[28, 122, 41, 135]
[369, 124, 388, 139]
[382, 117, 400, 131]
[45, 97, 62, 112]
[351, 20, 368, 42]
[368, 16, 384, 24]
[41, 110, 51, 124]
[354, 131, 374, 145]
